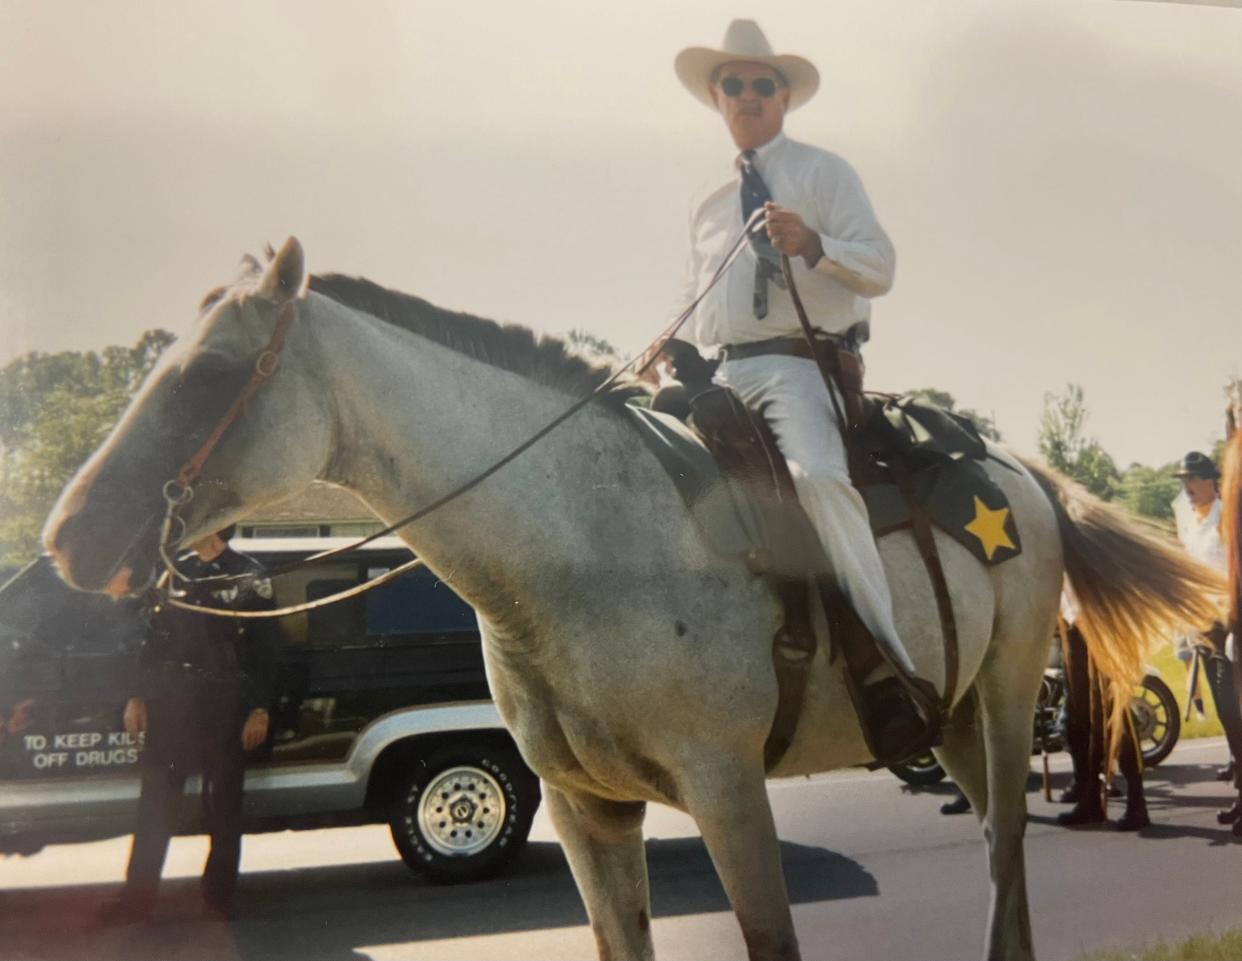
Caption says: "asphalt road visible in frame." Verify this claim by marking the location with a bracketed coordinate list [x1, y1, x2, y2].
[3, 737, 1241, 961]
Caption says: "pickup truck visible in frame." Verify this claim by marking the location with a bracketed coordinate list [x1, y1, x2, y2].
[0, 537, 540, 883]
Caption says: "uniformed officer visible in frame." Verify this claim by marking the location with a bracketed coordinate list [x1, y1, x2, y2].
[98, 525, 279, 924]
[1056, 624, 1149, 831]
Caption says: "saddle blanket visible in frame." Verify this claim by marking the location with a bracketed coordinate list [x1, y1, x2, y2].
[627, 393, 1022, 568]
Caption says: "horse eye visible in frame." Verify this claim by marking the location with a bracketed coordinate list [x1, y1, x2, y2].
[170, 355, 245, 413]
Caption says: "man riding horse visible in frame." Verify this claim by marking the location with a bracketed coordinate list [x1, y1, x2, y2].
[665, 19, 935, 758]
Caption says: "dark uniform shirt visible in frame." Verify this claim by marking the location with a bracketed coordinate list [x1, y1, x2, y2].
[138, 547, 279, 774]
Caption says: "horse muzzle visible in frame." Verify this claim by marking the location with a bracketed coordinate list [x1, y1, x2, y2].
[43, 495, 163, 597]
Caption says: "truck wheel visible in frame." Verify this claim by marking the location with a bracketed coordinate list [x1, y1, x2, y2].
[390, 742, 540, 883]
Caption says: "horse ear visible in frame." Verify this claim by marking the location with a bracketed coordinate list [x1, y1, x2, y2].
[237, 253, 263, 279]
[257, 236, 305, 304]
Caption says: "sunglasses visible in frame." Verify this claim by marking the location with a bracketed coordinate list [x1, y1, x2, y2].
[718, 76, 780, 98]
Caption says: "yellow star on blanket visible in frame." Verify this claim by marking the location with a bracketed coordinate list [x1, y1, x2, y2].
[964, 496, 1016, 561]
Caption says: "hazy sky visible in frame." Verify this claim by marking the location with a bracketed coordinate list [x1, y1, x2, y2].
[1, 0, 1239, 466]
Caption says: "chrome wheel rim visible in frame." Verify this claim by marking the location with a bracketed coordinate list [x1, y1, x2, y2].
[1130, 689, 1163, 744]
[418, 765, 507, 857]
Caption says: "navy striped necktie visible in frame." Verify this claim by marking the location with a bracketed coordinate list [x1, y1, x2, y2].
[739, 150, 785, 319]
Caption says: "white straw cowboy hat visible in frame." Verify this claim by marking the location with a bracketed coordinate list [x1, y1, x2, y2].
[675, 19, 820, 111]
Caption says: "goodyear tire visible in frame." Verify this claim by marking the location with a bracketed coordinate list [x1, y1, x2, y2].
[390, 741, 540, 883]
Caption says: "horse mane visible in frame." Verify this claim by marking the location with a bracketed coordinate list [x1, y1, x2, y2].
[304, 273, 648, 410]
[1222, 427, 1242, 635]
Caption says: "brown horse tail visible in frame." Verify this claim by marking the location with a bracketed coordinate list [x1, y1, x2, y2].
[1222, 429, 1242, 637]
[1020, 456, 1227, 747]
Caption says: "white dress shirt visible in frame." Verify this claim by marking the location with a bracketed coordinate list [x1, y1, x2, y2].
[671, 132, 896, 349]
[1173, 491, 1227, 573]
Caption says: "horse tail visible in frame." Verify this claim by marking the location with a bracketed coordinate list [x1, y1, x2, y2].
[1020, 456, 1226, 745]
[1222, 428, 1242, 636]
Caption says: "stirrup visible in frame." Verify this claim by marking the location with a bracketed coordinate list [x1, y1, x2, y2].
[862, 677, 942, 765]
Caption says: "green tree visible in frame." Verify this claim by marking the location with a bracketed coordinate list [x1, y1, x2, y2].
[904, 387, 1002, 441]
[1118, 461, 1179, 522]
[0, 330, 175, 566]
[1038, 383, 1120, 500]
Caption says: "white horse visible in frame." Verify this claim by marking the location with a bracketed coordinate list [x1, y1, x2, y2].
[44, 239, 1221, 961]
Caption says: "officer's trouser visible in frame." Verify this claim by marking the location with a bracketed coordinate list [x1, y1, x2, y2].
[1062, 624, 1143, 803]
[1201, 623, 1242, 790]
[124, 742, 246, 908]
[716, 353, 918, 678]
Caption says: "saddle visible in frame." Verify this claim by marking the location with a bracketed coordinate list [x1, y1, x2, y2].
[628, 341, 1022, 770]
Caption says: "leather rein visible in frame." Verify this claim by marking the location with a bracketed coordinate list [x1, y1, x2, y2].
[779, 254, 958, 712]
[157, 211, 766, 619]
[158, 299, 294, 578]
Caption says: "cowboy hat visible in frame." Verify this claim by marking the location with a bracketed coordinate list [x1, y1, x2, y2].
[675, 19, 819, 112]
[1174, 450, 1221, 480]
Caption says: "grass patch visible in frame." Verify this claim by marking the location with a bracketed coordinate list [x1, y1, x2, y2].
[1084, 927, 1242, 960]
[1148, 644, 1223, 740]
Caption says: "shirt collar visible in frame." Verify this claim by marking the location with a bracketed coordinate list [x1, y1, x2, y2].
[735, 132, 788, 174]
[1174, 490, 1220, 523]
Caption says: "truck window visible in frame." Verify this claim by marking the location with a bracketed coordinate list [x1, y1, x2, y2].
[265, 559, 363, 649]
[305, 579, 364, 647]
[364, 568, 476, 637]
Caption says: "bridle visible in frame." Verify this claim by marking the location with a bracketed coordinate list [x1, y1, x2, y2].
[157, 298, 295, 585]
[150, 298, 434, 618]
[158, 211, 764, 618]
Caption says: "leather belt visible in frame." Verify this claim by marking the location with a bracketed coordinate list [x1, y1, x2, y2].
[720, 330, 860, 363]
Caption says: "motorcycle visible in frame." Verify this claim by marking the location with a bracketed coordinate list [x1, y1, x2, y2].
[889, 664, 1182, 787]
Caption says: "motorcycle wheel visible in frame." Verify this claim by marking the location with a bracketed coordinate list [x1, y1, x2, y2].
[1131, 675, 1181, 768]
[887, 752, 946, 786]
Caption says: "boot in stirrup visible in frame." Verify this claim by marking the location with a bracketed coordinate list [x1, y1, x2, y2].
[864, 676, 941, 763]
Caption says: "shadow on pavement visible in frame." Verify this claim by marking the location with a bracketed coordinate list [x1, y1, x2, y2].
[900, 768, 1051, 800]
[1022, 760, 1242, 845]
[900, 758, 1241, 804]
[0, 836, 875, 961]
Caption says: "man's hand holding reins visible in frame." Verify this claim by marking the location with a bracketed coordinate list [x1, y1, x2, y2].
[763, 201, 823, 266]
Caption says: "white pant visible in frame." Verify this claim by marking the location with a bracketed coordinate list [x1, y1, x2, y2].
[715, 354, 917, 677]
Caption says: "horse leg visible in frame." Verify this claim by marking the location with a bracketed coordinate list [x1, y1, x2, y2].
[935, 690, 989, 820]
[543, 784, 654, 961]
[974, 652, 1043, 961]
[682, 762, 800, 961]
